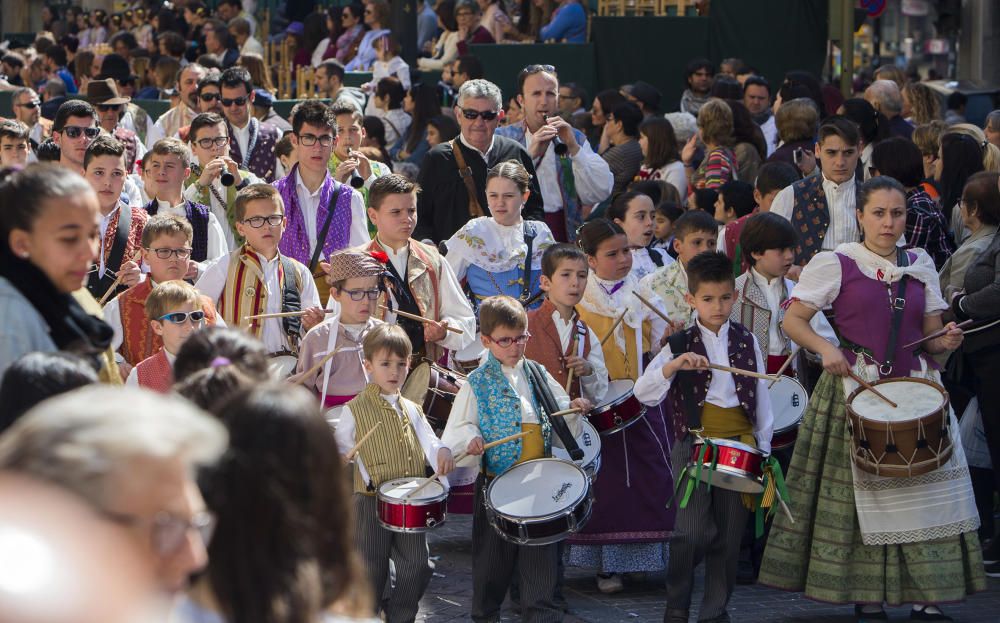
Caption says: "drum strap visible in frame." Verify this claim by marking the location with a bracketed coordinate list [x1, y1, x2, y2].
[279, 255, 302, 348]
[668, 332, 702, 434]
[521, 222, 536, 304]
[524, 359, 584, 461]
[881, 247, 911, 377]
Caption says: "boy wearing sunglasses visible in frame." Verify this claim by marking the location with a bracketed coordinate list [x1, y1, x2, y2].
[106, 215, 220, 376]
[127, 280, 207, 392]
[196, 184, 322, 358]
[293, 250, 386, 422]
[219, 66, 280, 182]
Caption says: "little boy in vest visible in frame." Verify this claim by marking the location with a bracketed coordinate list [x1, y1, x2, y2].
[525, 244, 609, 404]
[441, 295, 591, 622]
[105, 214, 220, 375]
[363, 173, 476, 363]
[293, 249, 385, 421]
[335, 324, 455, 623]
[196, 184, 323, 359]
[633, 251, 774, 623]
[640, 210, 719, 330]
[127, 280, 207, 392]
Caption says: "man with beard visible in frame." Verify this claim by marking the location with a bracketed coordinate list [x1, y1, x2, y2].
[145, 64, 208, 149]
[10, 86, 49, 150]
[743, 75, 776, 157]
[680, 57, 714, 116]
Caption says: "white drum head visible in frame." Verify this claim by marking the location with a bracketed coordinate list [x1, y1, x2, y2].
[768, 376, 808, 431]
[379, 477, 446, 500]
[268, 355, 298, 379]
[851, 380, 946, 422]
[598, 379, 635, 408]
[402, 362, 431, 406]
[452, 339, 486, 366]
[488, 459, 588, 519]
[553, 420, 602, 468]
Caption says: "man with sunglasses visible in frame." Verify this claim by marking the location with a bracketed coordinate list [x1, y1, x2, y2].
[11, 86, 50, 150]
[220, 66, 281, 182]
[87, 78, 146, 173]
[51, 99, 103, 175]
[415, 79, 543, 243]
[496, 64, 612, 242]
[145, 63, 208, 151]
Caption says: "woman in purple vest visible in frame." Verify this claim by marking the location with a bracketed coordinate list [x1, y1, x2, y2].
[758, 176, 984, 620]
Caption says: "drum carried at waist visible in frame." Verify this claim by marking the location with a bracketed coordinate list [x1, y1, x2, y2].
[552, 419, 602, 477]
[587, 379, 646, 436]
[846, 377, 953, 478]
[377, 477, 448, 532]
[686, 438, 765, 494]
[768, 376, 808, 450]
[401, 361, 465, 431]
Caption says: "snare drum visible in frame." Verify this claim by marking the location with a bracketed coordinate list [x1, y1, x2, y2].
[485, 458, 592, 545]
[401, 362, 465, 431]
[767, 376, 808, 449]
[686, 438, 765, 494]
[846, 377, 953, 478]
[552, 420, 602, 477]
[377, 477, 448, 532]
[452, 340, 486, 375]
[588, 379, 647, 436]
[268, 354, 298, 379]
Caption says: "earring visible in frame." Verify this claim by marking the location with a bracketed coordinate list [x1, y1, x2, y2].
[21, 252, 29, 259]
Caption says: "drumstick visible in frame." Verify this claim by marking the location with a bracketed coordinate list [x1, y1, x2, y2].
[902, 319, 974, 350]
[708, 363, 777, 382]
[767, 348, 799, 389]
[600, 311, 628, 347]
[549, 407, 582, 418]
[846, 370, 898, 409]
[345, 421, 381, 461]
[291, 346, 346, 386]
[244, 309, 335, 321]
[564, 332, 578, 393]
[98, 250, 143, 306]
[633, 291, 672, 324]
[379, 305, 464, 334]
[404, 431, 532, 499]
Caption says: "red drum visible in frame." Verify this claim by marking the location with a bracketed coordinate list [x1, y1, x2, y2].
[376, 477, 448, 532]
[587, 379, 647, 436]
[401, 362, 465, 431]
[686, 438, 765, 494]
[767, 376, 808, 450]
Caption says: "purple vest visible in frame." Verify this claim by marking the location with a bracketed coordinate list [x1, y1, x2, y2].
[229, 118, 280, 182]
[144, 199, 211, 262]
[667, 322, 759, 439]
[274, 165, 354, 267]
[830, 252, 934, 378]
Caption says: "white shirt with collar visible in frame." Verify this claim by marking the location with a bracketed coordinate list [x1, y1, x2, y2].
[231, 120, 252, 163]
[750, 267, 787, 356]
[294, 169, 370, 256]
[125, 350, 176, 387]
[525, 125, 613, 211]
[196, 250, 321, 354]
[631, 247, 673, 281]
[97, 203, 125, 277]
[459, 132, 495, 163]
[155, 199, 230, 266]
[335, 391, 448, 488]
[771, 173, 859, 251]
[634, 318, 774, 454]
[549, 309, 610, 404]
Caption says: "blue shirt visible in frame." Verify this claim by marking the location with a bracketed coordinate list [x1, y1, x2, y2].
[539, 3, 587, 43]
[55, 67, 78, 94]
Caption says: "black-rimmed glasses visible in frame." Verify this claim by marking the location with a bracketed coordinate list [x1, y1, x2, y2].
[147, 246, 192, 259]
[296, 133, 334, 147]
[194, 136, 229, 149]
[342, 288, 380, 301]
[242, 214, 285, 228]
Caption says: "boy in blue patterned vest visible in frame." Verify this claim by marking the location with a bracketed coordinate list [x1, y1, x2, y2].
[634, 251, 774, 623]
[442, 295, 591, 622]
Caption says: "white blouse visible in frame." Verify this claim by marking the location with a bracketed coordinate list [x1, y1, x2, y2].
[445, 217, 556, 279]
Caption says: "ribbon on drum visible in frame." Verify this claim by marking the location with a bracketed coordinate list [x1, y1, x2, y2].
[748, 456, 793, 538]
[666, 437, 719, 509]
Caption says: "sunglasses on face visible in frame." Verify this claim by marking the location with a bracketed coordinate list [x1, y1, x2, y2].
[62, 126, 101, 139]
[199, 92, 221, 102]
[147, 246, 192, 259]
[220, 96, 248, 107]
[485, 332, 531, 348]
[242, 214, 285, 228]
[15, 101, 39, 109]
[296, 132, 334, 147]
[341, 288, 381, 301]
[194, 136, 229, 149]
[459, 108, 499, 121]
[158, 310, 206, 324]
[96, 104, 122, 112]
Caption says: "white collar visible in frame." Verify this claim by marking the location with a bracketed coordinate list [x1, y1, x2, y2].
[459, 132, 495, 160]
[750, 267, 783, 290]
[377, 236, 409, 257]
[163, 350, 178, 364]
[295, 168, 328, 197]
[156, 198, 185, 211]
[100, 202, 123, 224]
[231, 119, 251, 134]
[696, 317, 730, 340]
[821, 173, 855, 191]
[550, 307, 576, 325]
[254, 251, 280, 267]
[500, 359, 525, 374]
[381, 391, 400, 405]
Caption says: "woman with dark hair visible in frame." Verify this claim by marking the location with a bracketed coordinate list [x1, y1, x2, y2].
[727, 99, 766, 184]
[361, 115, 393, 167]
[590, 88, 627, 151]
[781, 70, 826, 118]
[416, 1, 459, 72]
[838, 98, 890, 181]
[870, 137, 955, 268]
[312, 6, 344, 66]
[346, 0, 391, 71]
[937, 132, 986, 242]
[637, 117, 686, 198]
[178, 383, 376, 623]
[173, 325, 271, 412]
[298, 11, 330, 70]
[426, 115, 459, 148]
[939, 171, 1000, 302]
[0, 351, 98, 433]
[392, 83, 438, 164]
[709, 75, 743, 101]
[335, 4, 366, 64]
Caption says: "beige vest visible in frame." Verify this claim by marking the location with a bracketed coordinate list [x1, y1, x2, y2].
[348, 384, 428, 494]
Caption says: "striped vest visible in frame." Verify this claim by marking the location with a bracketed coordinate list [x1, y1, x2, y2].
[217, 247, 304, 344]
[118, 280, 220, 366]
[348, 384, 428, 494]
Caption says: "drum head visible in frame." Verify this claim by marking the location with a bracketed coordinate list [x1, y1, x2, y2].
[379, 477, 446, 501]
[552, 420, 602, 468]
[401, 362, 431, 407]
[487, 459, 588, 519]
[598, 379, 635, 408]
[850, 379, 946, 423]
[768, 376, 808, 431]
[268, 355, 298, 379]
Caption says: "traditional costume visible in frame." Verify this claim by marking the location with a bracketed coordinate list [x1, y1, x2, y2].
[144, 198, 229, 265]
[630, 246, 672, 281]
[770, 173, 861, 266]
[524, 297, 609, 404]
[640, 259, 696, 332]
[183, 166, 261, 249]
[126, 348, 174, 393]
[87, 200, 148, 302]
[227, 117, 281, 182]
[758, 243, 984, 606]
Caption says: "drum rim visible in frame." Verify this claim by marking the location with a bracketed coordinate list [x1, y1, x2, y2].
[684, 463, 765, 493]
[485, 458, 591, 521]
[591, 380, 637, 414]
[551, 420, 602, 461]
[488, 500, 593, 546]
[769, 375, 808, 431]
[401, 362, 432, 406]
[846, 377, 949, 425]
[691, 437, 764, 456]
[377, 478, 449, 505]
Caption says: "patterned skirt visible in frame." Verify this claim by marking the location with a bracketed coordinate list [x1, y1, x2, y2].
[757, 372, 986, 605]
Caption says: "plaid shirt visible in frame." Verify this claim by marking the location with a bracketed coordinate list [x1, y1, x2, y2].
[905, 188, 955, 269]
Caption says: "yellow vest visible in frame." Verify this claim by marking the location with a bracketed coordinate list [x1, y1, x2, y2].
[348, 384, 428, 494]
[577, 308, 652, 381]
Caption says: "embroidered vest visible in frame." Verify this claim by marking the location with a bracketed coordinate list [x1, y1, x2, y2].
[228, 118, 279, 181]
[99, 205, 147, 270]
[667, 323, 759, 439]
[732, 272, 787, 359]
[144, 199, 211, 262]
[274, 166, 354, 266]
[135, 349, 173, 393]
[724, 213, 753, 276]
[347, 384, 428, 493]
[467, 355, 552, 475]
[790, 175, 861, 266]
[217, 247, 302, 343]
[118, 280, 219, 366]
[525, 299, 592, 400]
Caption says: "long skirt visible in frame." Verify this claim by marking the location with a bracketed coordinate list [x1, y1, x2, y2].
[758, 372, 986, 605]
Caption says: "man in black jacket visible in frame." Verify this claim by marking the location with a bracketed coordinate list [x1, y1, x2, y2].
[415, 79, 543, 243]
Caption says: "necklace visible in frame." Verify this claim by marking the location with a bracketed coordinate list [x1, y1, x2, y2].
[863, 241, 896, 259]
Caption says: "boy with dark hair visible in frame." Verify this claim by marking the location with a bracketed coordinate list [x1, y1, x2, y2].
[0, 119, 31, 167]
[634, 250, 773, 623]
[714, 180, 757, 274]
[44, 45, 77, 94]
[219, 65, 280, 181]
[328, 100, 391, 192]
[52, 99, 100, 174]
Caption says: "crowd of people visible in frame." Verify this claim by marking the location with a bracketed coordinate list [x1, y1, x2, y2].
[0, 2, 999, 623]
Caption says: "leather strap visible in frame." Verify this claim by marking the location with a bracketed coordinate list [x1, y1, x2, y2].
[524, 359, 584, 461]
[882, 247, 910, 376]
[88, 204, 131, 299]
[279, 255, 303, 345]
[451, 138, 485, 218]
[521, 222, 536, 303]
[308, 183, 343, 271]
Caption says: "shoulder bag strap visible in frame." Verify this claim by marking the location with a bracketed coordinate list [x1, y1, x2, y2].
[667, 331, 702, 433]
[279, 255, 303, 341]
[882, 247, 911, 376]
[521, 221, 536, 303]
[88, 205, 131, 298]
[525, 360, 584, 461]
[308, 183, 343, 272]
[451, 138, 485, 218]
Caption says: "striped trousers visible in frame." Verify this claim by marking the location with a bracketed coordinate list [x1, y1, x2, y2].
[354, 493, 432, 623]
[665, 436, 748, 622]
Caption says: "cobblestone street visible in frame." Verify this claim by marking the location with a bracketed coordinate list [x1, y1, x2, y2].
[416, 515, 1000, 622]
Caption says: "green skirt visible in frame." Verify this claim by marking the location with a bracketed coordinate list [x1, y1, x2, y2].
[758, 372, 986, 605]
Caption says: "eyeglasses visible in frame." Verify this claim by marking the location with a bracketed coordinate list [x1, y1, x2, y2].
[61, 125, 101, 139]
[104, 510, 215, 557]
[296, 132, 334, 147]
[220, 96, 248, 107]
[96, 103, 122, 112]
[194, 136, 229, 149]
[199, 92, 221, 102]
[485, 332, 531, 348]
[459, 108, 499, 121]
[147, 246, 192, 259]
[158, 310, 206, 324]
[14, 100, 39, 109]
[341, 288, 381, 301]
[242, 214, 285, 228]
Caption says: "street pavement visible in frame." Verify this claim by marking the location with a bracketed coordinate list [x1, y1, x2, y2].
[414, 514, 1000, 622]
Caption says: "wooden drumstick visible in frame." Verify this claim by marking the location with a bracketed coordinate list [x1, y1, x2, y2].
[564, 332, 578, 393]
[98, 250, 143, 306]
[405, 431, 532, 499]
[767, 347, 799, 389]
[379, 305, 464, 334]
[599, 311, 628, 347]
[345, 421, 381, 461]
[244, 309, 335, 321]
[708, 363, 778, 382]
[291, 346, 346, 386]
[901, 319, 974, 350]
[846, 370, 898, 409]
[549, 407, 582, 418]
[633, 291, 672, 324]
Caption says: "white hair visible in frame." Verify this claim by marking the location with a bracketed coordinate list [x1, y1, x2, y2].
[0, 386, 227, 511]
[664, 111, 698, 144]
[457, 79, 503, 111]
[866, 79, 903, 116]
